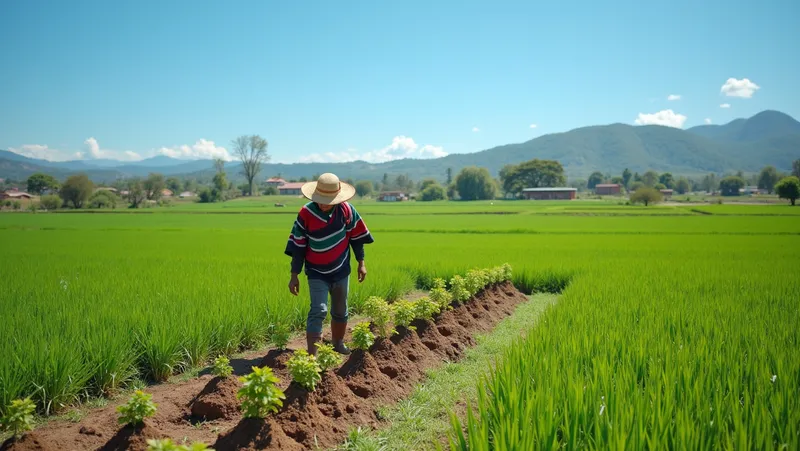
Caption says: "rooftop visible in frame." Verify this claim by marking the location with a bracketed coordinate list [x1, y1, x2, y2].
[279, 182, 305, 189]
[522, 187, 577, 192]
[595, 184, 620, 188]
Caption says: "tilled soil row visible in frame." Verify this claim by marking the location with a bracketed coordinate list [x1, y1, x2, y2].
[2, 282, 527, 451]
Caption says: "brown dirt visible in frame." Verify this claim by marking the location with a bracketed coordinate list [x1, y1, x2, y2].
[1, 282, 528, 451]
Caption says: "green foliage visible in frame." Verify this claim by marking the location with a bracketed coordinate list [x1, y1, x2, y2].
[413, 297, 440, 322]
[12, 200, 21, 210]
[286, 349, 322, 391]
[363, 296, 396, 338]
[89, 190, 119, 209]
[144, 173, 166, 201]
[793, 159, 800, 178]
[719, 176, 745, 196]
[641, 170, 659, 187]
[117, 390, 157, 426]
[0, 398, 36, 438]
[757, 166, 780, 193]
[146, 438, 215, 451]
[350, 322, 375, 351]
[420, 184, 446, 201]
[314, 343, 343, 372]
[39, 194, 61, 210]
[429, 278, 452, 310]
[775, 176, 800, 206]
[60, 174, 93, 208]
[658, 172, 674, 189]
[26, 173, 59, 195]
[237, 366, 285, 418]
[587, 171, 604, 189]
[269, 323, 291, 350]
[392, 299, 417, 330]
[355, 180, 373, 197]
[675, 177, 690, 195]
[211, 355, 233, 378]
[455, 166, 496, 201]
[126, 178, 147, 208]
[630, 187, 663, 206]
[501, 159, 567, 195]
[464, 269, 488, 296]
[449, 275, 471, 304]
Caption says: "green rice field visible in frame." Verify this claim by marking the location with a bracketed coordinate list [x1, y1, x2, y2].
[1, 198, 798, 448]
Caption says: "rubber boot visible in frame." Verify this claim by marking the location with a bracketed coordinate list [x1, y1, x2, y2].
[307, 332, 322, 356]
[330, 321, 351, 355]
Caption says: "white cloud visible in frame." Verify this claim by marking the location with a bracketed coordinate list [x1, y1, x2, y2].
[299, 136, 447, 164]
[82, 137, 141, 161]
[634, 109, 687, 128]
[8, 144, 54, 160]
[529, 123, 538, 129]
[721, 78, 760, 98]
[667, 94, 681, 101]
[704, 118, 712, 124]
[472, 127, 480, 132]
[720, 103, 731, 108]
[157, 139, 232, 161]
[84, 137, 102, 159]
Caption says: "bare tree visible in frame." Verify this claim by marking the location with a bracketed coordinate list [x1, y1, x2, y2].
[233, 135, 270, 196]
[214, 158, 225, 174]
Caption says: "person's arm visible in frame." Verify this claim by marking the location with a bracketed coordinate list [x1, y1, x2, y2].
[285, 213, 307, 294]
[346, 203, 374, 282]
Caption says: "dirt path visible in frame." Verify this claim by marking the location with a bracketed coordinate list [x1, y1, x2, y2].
[1, 283, 528, 451]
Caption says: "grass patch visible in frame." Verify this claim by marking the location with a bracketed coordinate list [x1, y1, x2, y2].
[332, 293, 558, 451]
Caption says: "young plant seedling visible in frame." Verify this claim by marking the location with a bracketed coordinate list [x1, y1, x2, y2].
[117, 390, 157, 426]
[286, 349, 322, 391]
[350, 322, 375, 351]
[269, 323, 291, 350]
[392, 299, 417, 331]
[0, 398, 36, 439]
[211, 355, 233, 378]
[363, 296, 396, 338]
[146, 438, 215, 451]
[429, 278, 453, 310]
[237, 366, 285, 418]
[315, 343, 343, 371]
[413, 296, 440, 322]
[449, 275, 471, 304]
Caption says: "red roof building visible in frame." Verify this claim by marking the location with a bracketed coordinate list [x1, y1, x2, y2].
[595, 184, 621, 195]
[278, 182, 305, 195]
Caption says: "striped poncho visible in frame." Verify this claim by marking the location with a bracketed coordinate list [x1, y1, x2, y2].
[284, 201, 374, 282]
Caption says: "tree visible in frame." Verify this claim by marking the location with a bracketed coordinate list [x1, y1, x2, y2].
[143, 173, 165, 201]
[587, 171, 604, 189]
[793, 159, 800, 178]
[446, 168, 453, 185]
[420, 184, 446, 201]
[381, 173, 389, 191]
[775, 176, 800, 206]
[166, 177, 181, 194]
[757, 166, 780, 194]
[89, 190, 118, 209]
[501, 159, 566, 195]
[126, 178, 147, 208]
[675, 178, 690, 195]
[642, 171, 659, 187]
[611, 176, 624, 185]
[26, 173, 59, 195]
[40, 194, 61, 210]
[355, 180, 373, 197]
[446, 183, 458, 200]
[420, 178, 439, 192]
[214, 158, 225, 174]
[719, 176, 745, 196]
[622, 168, 632, 188]
[455, 167, 496, 201]
[60, 174, 93, 208]
[654, 183, 667, 190]
[630, 187, 663, 206]
[658, 173, 675, 189]
[702, 173, 718, 193]
[232, 135, 270, 196]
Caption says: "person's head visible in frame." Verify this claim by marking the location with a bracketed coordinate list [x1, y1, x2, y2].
[301, 173, 355, 208]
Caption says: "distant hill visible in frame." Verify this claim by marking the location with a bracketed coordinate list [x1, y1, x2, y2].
[2, 110, 798, 184]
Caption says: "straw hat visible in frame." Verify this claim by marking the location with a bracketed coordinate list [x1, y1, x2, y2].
[301, 173, 356, 205]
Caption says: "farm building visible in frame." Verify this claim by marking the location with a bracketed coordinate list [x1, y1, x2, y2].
[94, 187, 118, 194]
[161, 189, 173, 197]
[266, 177, 287, 188]
[377, 191, 408, 202]
[278, 182, 305, 195]
[660, 189, 673, 198]
[178, 191, 195, 198]
[0, 190, 33, 200]
[595, 184, 621, 195]
[522, 187, 577, 200]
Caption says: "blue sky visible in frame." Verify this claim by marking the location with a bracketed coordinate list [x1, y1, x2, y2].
[1, 0, 798, 163]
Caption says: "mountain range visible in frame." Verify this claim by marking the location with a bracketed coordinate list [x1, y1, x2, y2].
[2, 110, 798, 184]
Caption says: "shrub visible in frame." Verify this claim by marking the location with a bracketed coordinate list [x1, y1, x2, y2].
[117, 390, 157, 426]
[501, 263, 513, 281]
[212, 355, 233, 378]
[449, 275, 471, 304]
[89, 190, 118, 209]
[362, 296, 395, 338]
[775, 176, 800, 206]
[420, 184, 446, 201]
[146, 438, 215, 451]
[237, 366, 285, 418]
[465, 269, 488, 296]
[429, 278, 452, 310]
[269, 323, 291, 350]
[630, 187, 663, 206]
[351, 322, 375, 351]
[0, 398, 36, 439]
[314, 343, 342, 372]
[392, 299, 417, 330]
[286, 349, 322, 391]
[12, 200, 21, 210]
[413, 297, 440, 321]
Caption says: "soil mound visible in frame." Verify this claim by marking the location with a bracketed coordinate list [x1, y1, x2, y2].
[98, 422, 163, 451]
[190, 376, 242, 420]
[0, 433, 57, 451]
[337, 350, 399, 404]
[213, 418, 303, 451]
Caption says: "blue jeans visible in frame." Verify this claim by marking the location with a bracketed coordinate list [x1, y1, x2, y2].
[307, 275, 349, 333]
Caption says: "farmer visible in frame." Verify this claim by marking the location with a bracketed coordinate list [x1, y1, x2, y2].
[284, 173, 374, 356]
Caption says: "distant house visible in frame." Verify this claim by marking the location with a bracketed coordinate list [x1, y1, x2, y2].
[0, 190, 33, 200]
[742, 186, 762, 195]
[522, 187, 577, 200]
[278, 182, 305, 195]
[266, 177, 287, 188]
[94, 187, 118, 193]
[161, 189, 174, 197]
[595, 184, 621, 195]
[179, 191, 195, 198]
[659, 189, 674, 198]
[377, 191, 408, 202]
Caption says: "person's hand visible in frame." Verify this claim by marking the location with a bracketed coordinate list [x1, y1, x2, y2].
[357, 261, 367, 283]
[289, 273, 300, 295]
